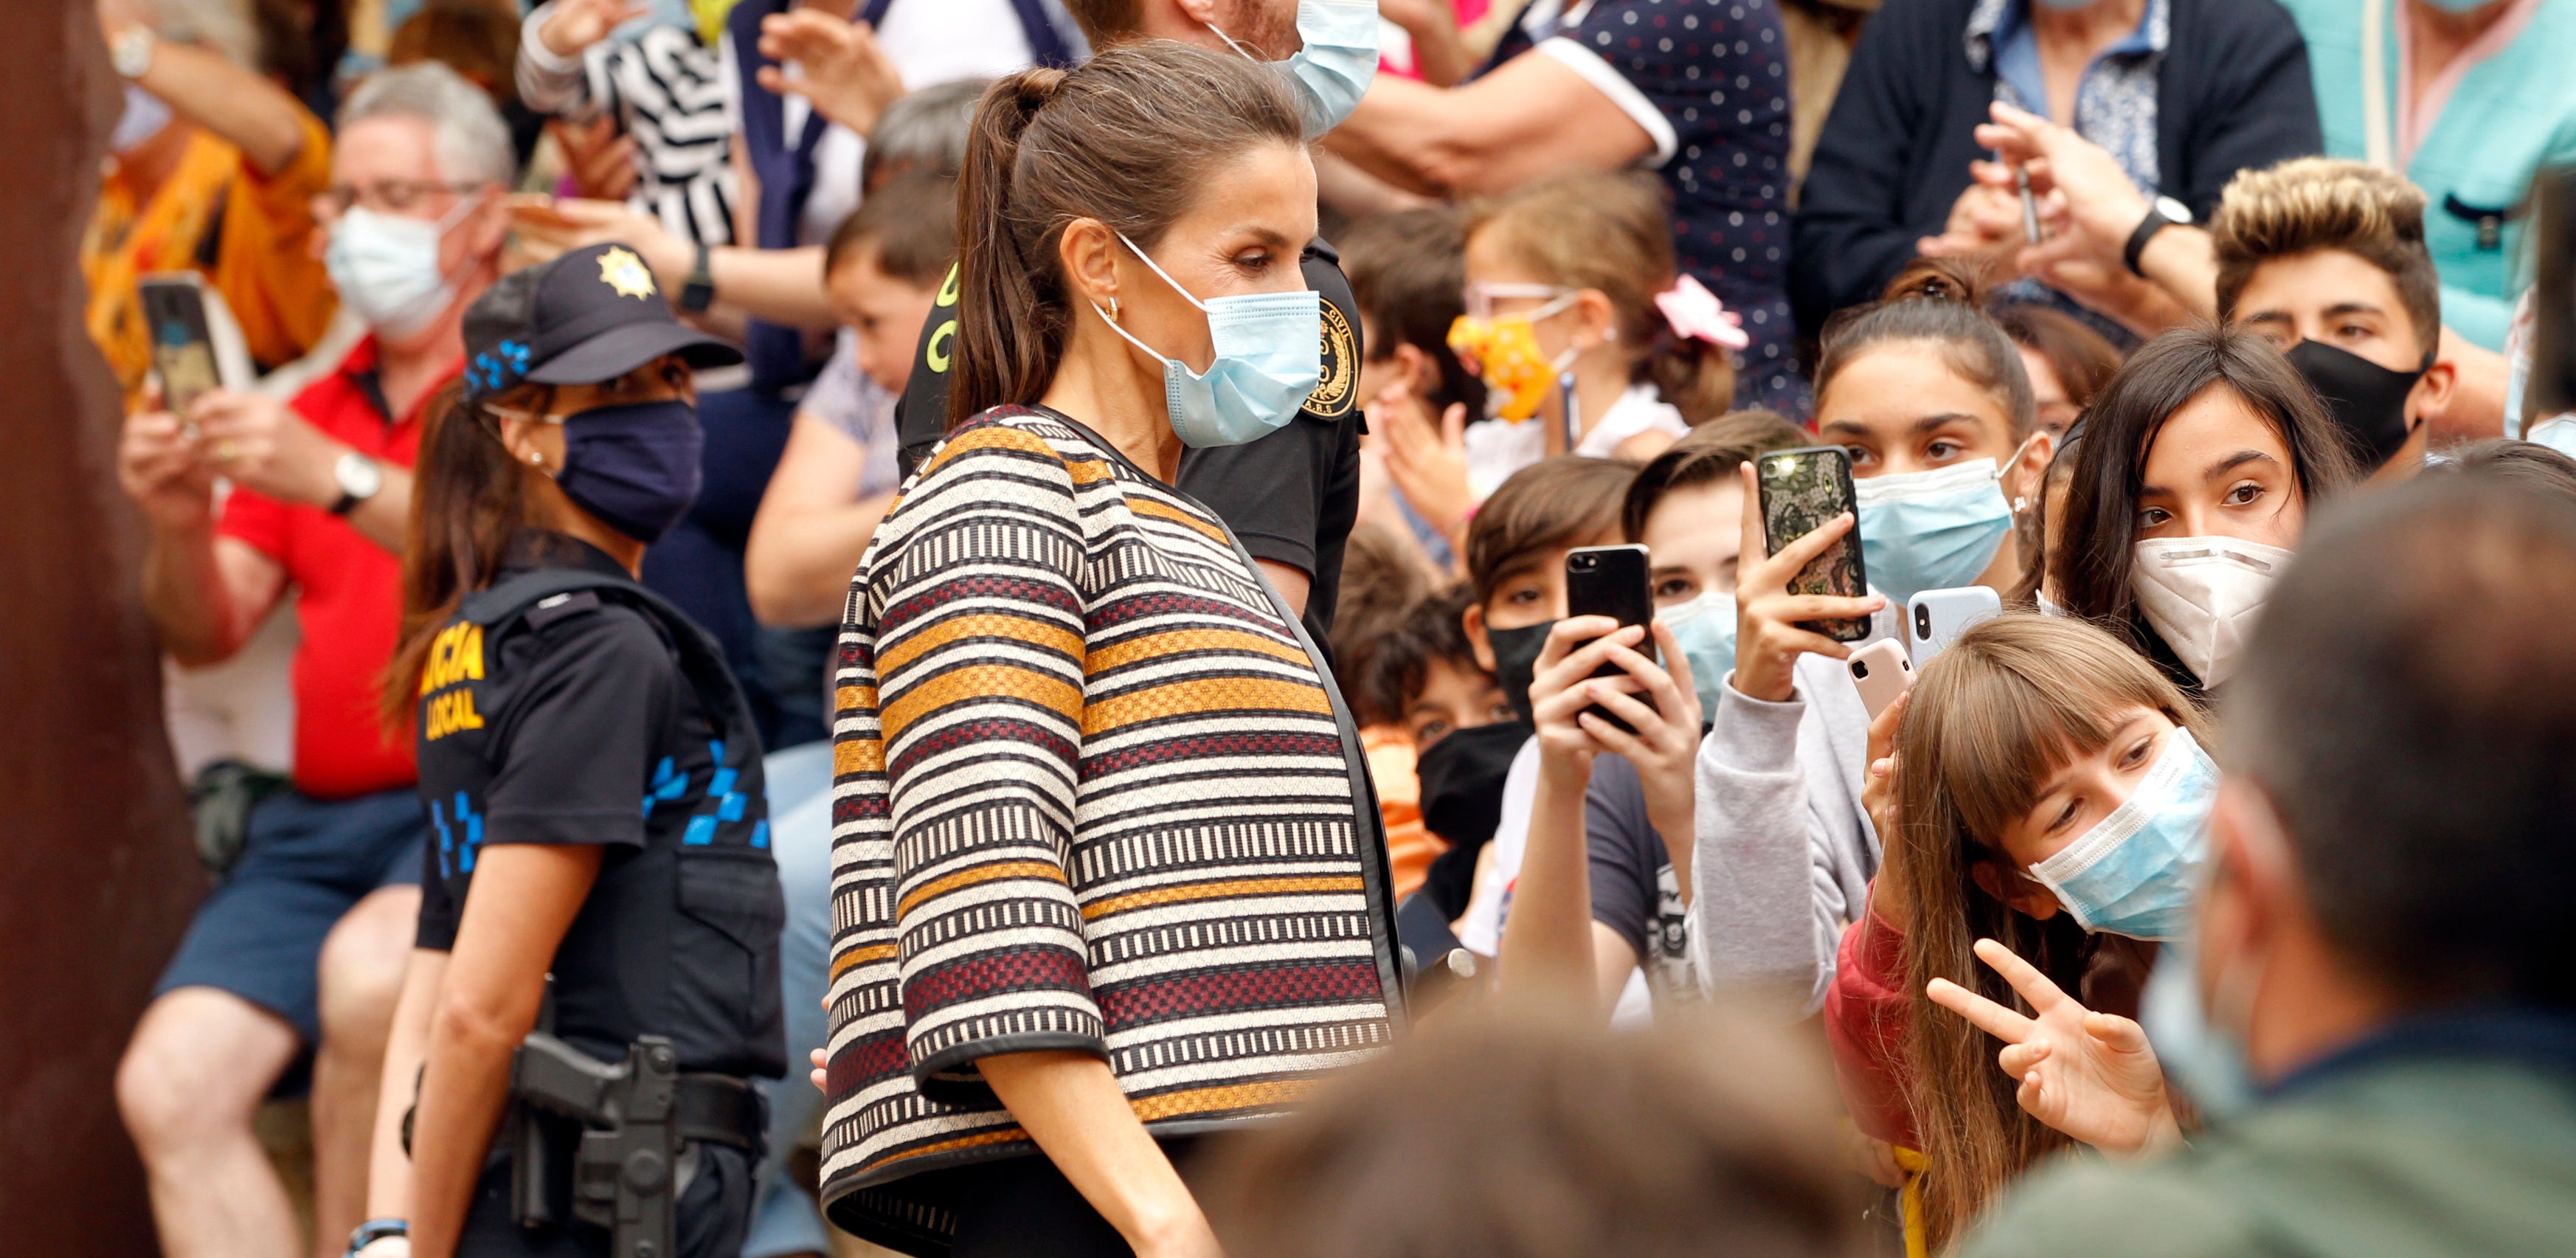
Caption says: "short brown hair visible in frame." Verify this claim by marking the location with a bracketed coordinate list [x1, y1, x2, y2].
[1199, 999, 1866, 1258]
[2212, 158, 2442, 358]
[1991, 302, 2122, 413]
[1467, 173, 1736, 424]
[1464, 456, 1635, 606]
[1340, 207, 1486, 415]
[1332, 522, 1438, 720]
[1352, 584, 1481, 728]
[824, 172, 959, 288]
[1816, 256, 2037, 436]
[1060, 0, 1140, 44]
[1621, 409, 1805, 542]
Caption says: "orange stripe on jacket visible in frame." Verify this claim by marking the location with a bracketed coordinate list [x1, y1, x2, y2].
[881, 663, 1082, 742]
[1083, 874, 1365, 921]
[1084, 628, 1309, 677]
[896, 859, 1070, 919]
[1081, 675, 1331, 736]
[877, 612, 1085, 679]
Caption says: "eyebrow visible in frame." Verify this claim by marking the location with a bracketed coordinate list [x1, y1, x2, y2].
[1231, 227, 1298, 252]
[2201, 449, 2280, 483]
[1818, 412, 1981, 438]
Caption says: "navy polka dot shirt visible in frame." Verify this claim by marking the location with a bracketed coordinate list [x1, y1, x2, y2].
[1514, 0, 1804, 413]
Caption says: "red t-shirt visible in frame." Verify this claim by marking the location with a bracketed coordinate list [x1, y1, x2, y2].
[218, 338, 457, 798]
[1826, 902, 1918, 1150]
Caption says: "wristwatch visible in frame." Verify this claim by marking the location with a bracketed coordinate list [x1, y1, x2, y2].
[2123, 196, 2195, 277]
[679, 242, 717, 314]
[344, 1218, 407, 1257]
[110, 24, 157, 80]
[328, 451, 384, 516]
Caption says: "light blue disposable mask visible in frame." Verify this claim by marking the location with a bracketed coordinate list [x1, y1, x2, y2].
[2026, 727, 2215, 940]
[1209, 0, 1379, 139]
[114, 86, 173, 154]
[1852, 455, 2021, 607]
[2140, 936, 2260, 1121]
[1095, 232, 1321, 449]
[2527, 415, 2576, 460]
[1655, 590, 1736, 721]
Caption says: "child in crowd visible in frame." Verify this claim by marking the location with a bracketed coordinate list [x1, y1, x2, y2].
[1358, 584, 1521, 930]
[1342, 206, 1486, 570]
[1388, 174, 1747, 549]
[1992, 303, 2121, 440]
[1498, 414, 1803, 1020]
[744, 171, 958, 628]
[1445, 456, 1636, 957]
[2052, 328, 2361, 696]
[1829, 615, 2204, 1253]
[1692, 261, 2053, 1011]
[1334, 522, 1444, 903]
[2212, 158, 2456, 480]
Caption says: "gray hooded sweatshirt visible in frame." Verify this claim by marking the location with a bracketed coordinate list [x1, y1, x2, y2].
[1689, 606, 1897, 1015]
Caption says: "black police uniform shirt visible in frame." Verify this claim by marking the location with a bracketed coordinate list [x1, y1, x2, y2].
[413, 533, 786, 1080]
[892, 241, 1365, 652]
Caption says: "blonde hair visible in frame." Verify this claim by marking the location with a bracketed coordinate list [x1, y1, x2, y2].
[1467, 173, 1737, 424]
[1887, 614, 2208, 1251]
[2212, 158, 2442, 358]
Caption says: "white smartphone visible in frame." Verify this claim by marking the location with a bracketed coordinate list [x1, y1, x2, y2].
[1907, 586, 2004, 668]
[1846, 638, 1914, 719]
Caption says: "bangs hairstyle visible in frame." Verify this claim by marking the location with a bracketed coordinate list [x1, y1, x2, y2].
[2052, 326, 2361, 678]
[1620, 409, 1805, 542]
[1887, 614, 2206, 1251]
[825, 171, 960, 288]
[2212, 158, 2442, 359]
[1466, 173, 1736, 424]
[1464, 456, 1636, 604]
[1815, 257, 2036, 436]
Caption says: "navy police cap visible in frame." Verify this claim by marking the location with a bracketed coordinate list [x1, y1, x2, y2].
[463, 243, 742, 402]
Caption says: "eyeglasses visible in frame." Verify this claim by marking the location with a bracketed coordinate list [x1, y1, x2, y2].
[311, 179, 488, 220]
[1463, 281, 1579, 321]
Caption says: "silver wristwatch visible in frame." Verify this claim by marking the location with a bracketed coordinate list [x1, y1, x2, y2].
[329, 452, 384, 516]
[110, 26, 157, 80]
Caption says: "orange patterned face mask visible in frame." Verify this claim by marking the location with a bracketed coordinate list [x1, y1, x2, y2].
[1447, 288, 1580, 421]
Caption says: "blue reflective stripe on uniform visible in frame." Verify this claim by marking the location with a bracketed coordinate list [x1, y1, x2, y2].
[432, 798, 454, 879]
[750, 820, 769, 849]
[682, 815, 718, 845]
[645, 755, 687, 817]
[454, 791, 484, 872]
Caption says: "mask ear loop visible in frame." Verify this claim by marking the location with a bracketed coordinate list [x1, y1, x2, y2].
[1996, 429, 2044, 514]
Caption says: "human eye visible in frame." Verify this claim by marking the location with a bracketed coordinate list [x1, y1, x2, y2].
[1842, 445, 1877, 469]
[1925, 438, 1967, 462]
[1488, 700, 1518, 722]
[2137, 505, 2170, 529]
[1416, 717, 1453, 744]
[1653, 576, 1697, 601]
[2049, 796, 2083, 833]
[2224, 481, 2265, 507]
[2119, 735, 2153, 769]
[1232, 247, 1279, 276]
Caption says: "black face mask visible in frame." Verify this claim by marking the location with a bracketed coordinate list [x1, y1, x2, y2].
[2286, 339, 2428, 471]
[555, 399, 705, 543]
[1415, 720, 1531, 849]
[1482, 620, 1554, 728]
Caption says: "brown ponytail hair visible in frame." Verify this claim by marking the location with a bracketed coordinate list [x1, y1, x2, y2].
[381, 379, 552, 730]
[946, 42, 1304, 426]
[1814, 256, 2037, 438]
[1466, 173, 1737, 424]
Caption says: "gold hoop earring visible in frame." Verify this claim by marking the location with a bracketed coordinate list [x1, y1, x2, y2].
[1109, 297, 1120, 322]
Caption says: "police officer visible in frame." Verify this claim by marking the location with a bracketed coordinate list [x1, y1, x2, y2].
[352, 243, 785, 1258]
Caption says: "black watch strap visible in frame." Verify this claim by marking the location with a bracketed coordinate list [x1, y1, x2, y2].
[680, 242, 716, 313]
[2124, 204, 2174, 277]
[328, 491, 363, 516]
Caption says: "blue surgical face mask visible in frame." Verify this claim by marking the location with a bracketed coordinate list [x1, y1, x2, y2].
[1852, 452, 2023, 607]
[113, 85, 172, 154]
[2528, 415, 2576, 460]
[1095, 232, 1321, 449]
[2139, 937, 2260, 1121]
[1655, 591, 1735, 721]
[2025, 727, 2215, 940]
[554, 399, 704, 543]
[1208, 0, 1379, 139]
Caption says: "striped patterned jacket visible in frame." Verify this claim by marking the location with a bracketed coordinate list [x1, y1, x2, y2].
[817, 406, 1402, 1246]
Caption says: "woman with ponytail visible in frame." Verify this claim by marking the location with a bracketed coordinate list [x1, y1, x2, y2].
[814, 43, 1401, 1258]
[359, 246, 779, 1258]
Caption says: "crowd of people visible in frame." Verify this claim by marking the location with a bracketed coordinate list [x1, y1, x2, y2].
[88, 0, 2576, 1257]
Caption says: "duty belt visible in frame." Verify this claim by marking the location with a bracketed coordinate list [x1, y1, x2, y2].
[510, 1032, 766, 1258]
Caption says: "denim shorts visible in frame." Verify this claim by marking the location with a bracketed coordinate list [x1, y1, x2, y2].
[154, 785, 426, 1044]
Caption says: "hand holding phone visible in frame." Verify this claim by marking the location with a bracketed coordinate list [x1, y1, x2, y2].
[139, 277, 224, 418]
[1757, 447, 1872, 642]
[1731, 461, 1886, 705]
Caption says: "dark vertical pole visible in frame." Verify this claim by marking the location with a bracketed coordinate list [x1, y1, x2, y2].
[0, 4, 204, 1249]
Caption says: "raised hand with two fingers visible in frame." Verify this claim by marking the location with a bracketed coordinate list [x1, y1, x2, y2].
[1925, 938, 2184, 1156]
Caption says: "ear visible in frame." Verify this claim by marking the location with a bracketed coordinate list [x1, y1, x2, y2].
[463, 192, 512, 261]
[1463, 601, 1497, 674]
[1574, 288, 1619, 350]
[2409, 354, 2458, 432]
[1391, 342, 1434, 396]
[1970, 858, 2061, 920]
[2010, 429, 2055, 511]
[1057, 217, 1121, 316]
[1171, 0, 1227, 27]
[496, 410, 553, 471]
[2200, 775, 2294, 964]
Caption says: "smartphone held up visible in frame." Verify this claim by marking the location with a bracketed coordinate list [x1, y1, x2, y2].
[1565, 544, 1657, 734]
[1756, 446, 1872, 642]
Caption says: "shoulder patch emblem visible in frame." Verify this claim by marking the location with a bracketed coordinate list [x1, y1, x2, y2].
[1304, 298, 1359, 419]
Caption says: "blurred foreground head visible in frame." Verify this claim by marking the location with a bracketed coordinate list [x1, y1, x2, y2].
[1201, 1000, 1866, 1258]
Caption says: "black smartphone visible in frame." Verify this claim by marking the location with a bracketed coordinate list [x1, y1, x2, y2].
[1756, 446, 1872, 643]
[1565, 543, 1656, 733]
[139, 275, 222, 417]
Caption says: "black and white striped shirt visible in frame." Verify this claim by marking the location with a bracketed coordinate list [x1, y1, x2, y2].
[518, 3, 738, 247]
